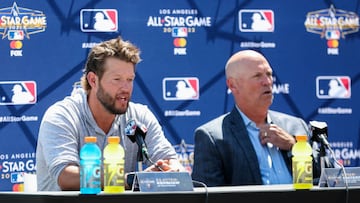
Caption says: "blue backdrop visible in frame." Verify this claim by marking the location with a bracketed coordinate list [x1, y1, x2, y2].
[0, 0, 359, 191]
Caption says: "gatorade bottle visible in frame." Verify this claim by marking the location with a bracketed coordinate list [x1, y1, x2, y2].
[80, 136, 101, 194]
[103, 136, 125, 193]
[292, 135, 313, 189]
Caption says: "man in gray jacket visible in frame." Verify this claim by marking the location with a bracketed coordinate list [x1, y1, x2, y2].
[36, 37, 184, 191]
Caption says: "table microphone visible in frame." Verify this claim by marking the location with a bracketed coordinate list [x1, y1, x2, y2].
[125, 119, 163, 172]
[124, 118, 150, 160]
[309, 121, 331, 149]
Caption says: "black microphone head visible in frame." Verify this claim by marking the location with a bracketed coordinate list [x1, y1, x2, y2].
[125, 119, 137, 143]
[309, 120, 328, 143]
[124, 118, 150, 161]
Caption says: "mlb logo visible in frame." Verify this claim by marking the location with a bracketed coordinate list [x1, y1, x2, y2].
[124, 119, 136, 136]
[0, 81, 37, 105]
[80, 9, 118, 32]
[325, 30, 341, 40]
[239, 9, 274, 32]
[172, 27, 188, 37]
[11, 172, 24, 183]
[163, 77, 199, 100]
[316, 76, 351, 99]
[8, 30, 24, 40]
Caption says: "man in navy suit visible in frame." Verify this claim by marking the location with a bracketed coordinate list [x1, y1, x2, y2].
[192, 50, 317, 186]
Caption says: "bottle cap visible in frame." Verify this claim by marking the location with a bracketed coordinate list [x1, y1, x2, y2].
[108, 136, 120, 143]
[85, 136, 97, 143]
[295, 135, 308, 141]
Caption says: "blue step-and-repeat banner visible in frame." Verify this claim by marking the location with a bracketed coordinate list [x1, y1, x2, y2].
[0, 0, 359, 191]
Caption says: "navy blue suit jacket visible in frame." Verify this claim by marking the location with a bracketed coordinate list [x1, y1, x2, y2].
[191, 107, 309, 186]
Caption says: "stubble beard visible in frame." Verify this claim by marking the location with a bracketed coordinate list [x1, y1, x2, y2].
[97, 83, 128, 115]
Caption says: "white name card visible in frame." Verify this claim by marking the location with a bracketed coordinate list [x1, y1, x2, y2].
[132, 172, 193, 192]
[319, 167, 360, 187]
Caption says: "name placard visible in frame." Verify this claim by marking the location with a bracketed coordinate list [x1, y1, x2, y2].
[132, 172, 193, 192]
[319, 167, 360, 187]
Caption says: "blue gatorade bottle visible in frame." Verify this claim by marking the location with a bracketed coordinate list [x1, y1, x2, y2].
[80, 136, 102, 194]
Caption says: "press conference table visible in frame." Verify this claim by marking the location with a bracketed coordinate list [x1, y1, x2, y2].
[0, 184, 359, 203]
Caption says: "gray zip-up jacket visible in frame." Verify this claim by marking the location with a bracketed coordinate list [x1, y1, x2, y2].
[36, 88, 177, 191]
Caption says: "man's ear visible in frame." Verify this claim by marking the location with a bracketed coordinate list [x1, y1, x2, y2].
[87, 72, 97, 88]
[226, 78, 236, 92]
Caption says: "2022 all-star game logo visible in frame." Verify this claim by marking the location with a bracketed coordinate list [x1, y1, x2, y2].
[146, 8, 212, 56]
[0, 2, 47, 56]
[304, 5, 359, 55]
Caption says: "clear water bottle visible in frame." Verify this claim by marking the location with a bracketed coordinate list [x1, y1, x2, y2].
[80, 136, 101, 194]
[103, 136, 125, 193]
[292, 135, 313, 189]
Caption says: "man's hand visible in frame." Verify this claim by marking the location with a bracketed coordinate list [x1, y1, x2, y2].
[258, 123, 296, 150]
[144, 159, 185, 172]
[58, 164, 81, 190]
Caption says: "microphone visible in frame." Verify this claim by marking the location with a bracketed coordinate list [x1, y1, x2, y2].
[124, 119, 149, 160]
[309, 121, 347, 188]
[309, 121, 330, 149]
[309, 120, 337, 172]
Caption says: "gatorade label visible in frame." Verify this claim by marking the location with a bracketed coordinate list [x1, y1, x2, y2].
[80, 164, 101, 189]
[104, 162, 125, 187]
[293, 159, 313, 184]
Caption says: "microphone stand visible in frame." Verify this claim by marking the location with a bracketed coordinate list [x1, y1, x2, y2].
[135, 128, 149, 172]
[137, 147, 144, 172]
[319, 143, 329, 170]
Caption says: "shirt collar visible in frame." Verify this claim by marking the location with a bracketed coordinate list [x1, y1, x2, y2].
[235, 105, 272, 128]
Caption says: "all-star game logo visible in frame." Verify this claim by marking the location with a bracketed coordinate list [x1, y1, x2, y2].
[146, 9, 211, 56]
[173, 139, 194, 174]
[304, 5, 359, 55]
[0, 2, 47, 57]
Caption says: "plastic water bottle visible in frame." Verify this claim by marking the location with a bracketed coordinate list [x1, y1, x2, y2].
[103, 136, 125, 193]
[80, 136, 101, 194]
[292, 135, 313, 189]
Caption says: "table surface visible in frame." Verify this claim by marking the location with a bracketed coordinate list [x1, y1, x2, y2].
[1, 184, 359, 203]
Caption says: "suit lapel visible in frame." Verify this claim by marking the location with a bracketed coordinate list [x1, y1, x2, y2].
[227, 107, 262, 182]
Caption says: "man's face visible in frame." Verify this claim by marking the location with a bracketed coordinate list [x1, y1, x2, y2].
[96, 57, 135, 115]
[232, 58, 274, 109]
